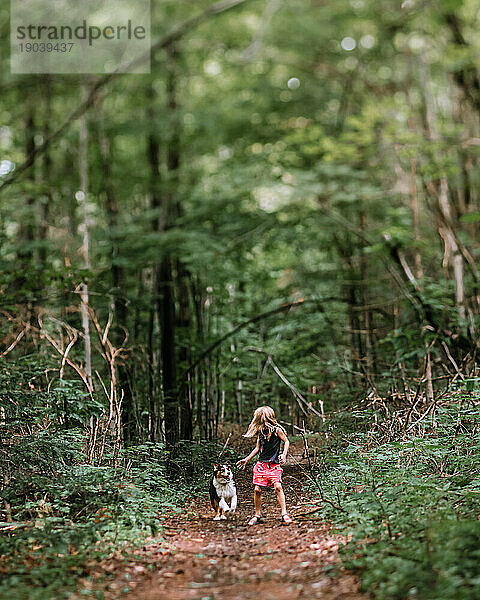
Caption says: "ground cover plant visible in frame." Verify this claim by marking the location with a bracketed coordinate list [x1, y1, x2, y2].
[0, 358, 226, 599]
[309, 381, 480, 600]
[0, 440, 223, 600]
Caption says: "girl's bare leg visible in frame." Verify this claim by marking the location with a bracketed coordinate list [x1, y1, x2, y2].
[274, 482, 287, 514]
[254, 485, 262, 516]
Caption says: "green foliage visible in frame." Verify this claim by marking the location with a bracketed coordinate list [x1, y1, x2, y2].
[168, 439, 235, 478]
[0, 438, 222, 599]
[314, 397, 480, 600]
[0, 358, 227, 599]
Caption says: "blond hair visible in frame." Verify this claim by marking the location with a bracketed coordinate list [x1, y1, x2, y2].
[243, 406, 285, 438]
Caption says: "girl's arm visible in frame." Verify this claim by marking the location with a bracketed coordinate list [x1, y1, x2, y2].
[277, 428, 289, 464]
[236, 437, 260, 469]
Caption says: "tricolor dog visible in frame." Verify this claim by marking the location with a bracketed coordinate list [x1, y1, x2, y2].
[209, 464, 237, 520]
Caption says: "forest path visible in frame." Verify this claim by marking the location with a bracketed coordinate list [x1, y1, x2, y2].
[93, 442, 368, 600]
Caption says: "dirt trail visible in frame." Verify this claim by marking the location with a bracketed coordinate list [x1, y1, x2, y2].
[94, 445, 368, 600]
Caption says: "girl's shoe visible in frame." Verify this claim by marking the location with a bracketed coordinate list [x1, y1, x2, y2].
[248, 515, 264, 526]
[281, 513, 293, 525]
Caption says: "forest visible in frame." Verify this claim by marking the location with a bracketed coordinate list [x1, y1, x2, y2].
[0, 0, 479, 598]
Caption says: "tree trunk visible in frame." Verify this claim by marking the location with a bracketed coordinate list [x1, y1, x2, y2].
[95, 95, 134, 444]
[158, 255, 178, 445]
[79, 82, 93, 393]
[437, 178, 465, 320]
[409, 158, 423, 279]
[158, 43, 182, 446]
[419, 56, 466, 321]
[178, 261, 193, 440]
[147, 302, 157, 442]
[17, 100, 36, 306]
[39, 76, 52, 270]
[146, 72, 161, 439]
[359, 207, 374, 382]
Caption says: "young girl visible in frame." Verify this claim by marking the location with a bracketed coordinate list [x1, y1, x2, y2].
[236, 406, 293, 525]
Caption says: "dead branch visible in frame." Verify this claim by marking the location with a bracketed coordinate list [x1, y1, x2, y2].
[278, 420, 313, 434]
[294, 497, 346, 516]
[248, 347, 323, 418]
[36, 315, 91, 393]
[1, 326, 29, 357]
[217, 432, 232, 461]
[59, 332, 78, 380]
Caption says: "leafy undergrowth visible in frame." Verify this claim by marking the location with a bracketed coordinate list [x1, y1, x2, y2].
[313, 383, 480, 600]
[0, 435, 225, 600]
[0, 358, 230, 600]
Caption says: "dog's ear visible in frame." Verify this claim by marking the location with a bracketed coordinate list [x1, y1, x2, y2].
[213, 463, 219, 470]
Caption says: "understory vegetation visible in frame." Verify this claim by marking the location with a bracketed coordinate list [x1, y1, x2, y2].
[311, 380, 480, 600]
[0, 358, 226, 600]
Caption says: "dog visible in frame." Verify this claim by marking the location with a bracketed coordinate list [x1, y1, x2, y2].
[209, 463, 237, 520]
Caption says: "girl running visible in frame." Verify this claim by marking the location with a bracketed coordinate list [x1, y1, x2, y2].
[236, 406, 293, 525]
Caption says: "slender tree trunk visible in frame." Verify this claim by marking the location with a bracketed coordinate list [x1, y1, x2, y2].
[359, 207, 373, 382]
[147, 303, 156, 442]
[419, 56, 466, 321]
[39, 76, 52, 269]
[236, 378, 243, 423]
[197, 366, 204, 439]
[214, 353, 221, 438]
[65, 150, 78, 238]
[220, 376, 225, 423]
[437, 178, 465, 320]
[95, 96, 134, 443]
[158, 255, 178, 444]
[393, 299, 408, 396]
[146, 51, 163, 441]
[178, 262, 193, 440]
[457, 145, 472, 216]
[192, 276, 206, 436]
[334, 234, 363, 385]
[346, 255, 363, 383]
[17, 99, 36, 307]
[409, 158, 423, 279]
[158, 42, 185, 446]
[79, 82, 93, 393]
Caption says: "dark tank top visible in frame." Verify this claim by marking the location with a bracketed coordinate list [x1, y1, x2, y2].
[258, 429, 281, 463]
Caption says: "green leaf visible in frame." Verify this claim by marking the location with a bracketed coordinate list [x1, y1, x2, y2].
[460, 212, 480, 224]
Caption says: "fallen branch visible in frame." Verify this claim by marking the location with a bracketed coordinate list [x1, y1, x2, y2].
[294, 497, 346, 516]
[278, 420, 313, 434]
[217, 432, 232, 461]
[248, 347, 323, 418]
[0, 326, 29, 357]
[0, 521, 34, 531]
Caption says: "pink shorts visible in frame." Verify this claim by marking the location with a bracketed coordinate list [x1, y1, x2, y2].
[253, 461, 283, 487]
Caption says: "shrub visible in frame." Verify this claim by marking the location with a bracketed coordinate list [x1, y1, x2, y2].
[313, 395, 480, 600]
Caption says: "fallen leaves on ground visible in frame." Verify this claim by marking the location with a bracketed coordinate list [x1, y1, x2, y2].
[73, 444, 368, 600]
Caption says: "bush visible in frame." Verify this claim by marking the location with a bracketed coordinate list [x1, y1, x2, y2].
[313, 397, 480, 600]
[0, 358, 218, 599]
